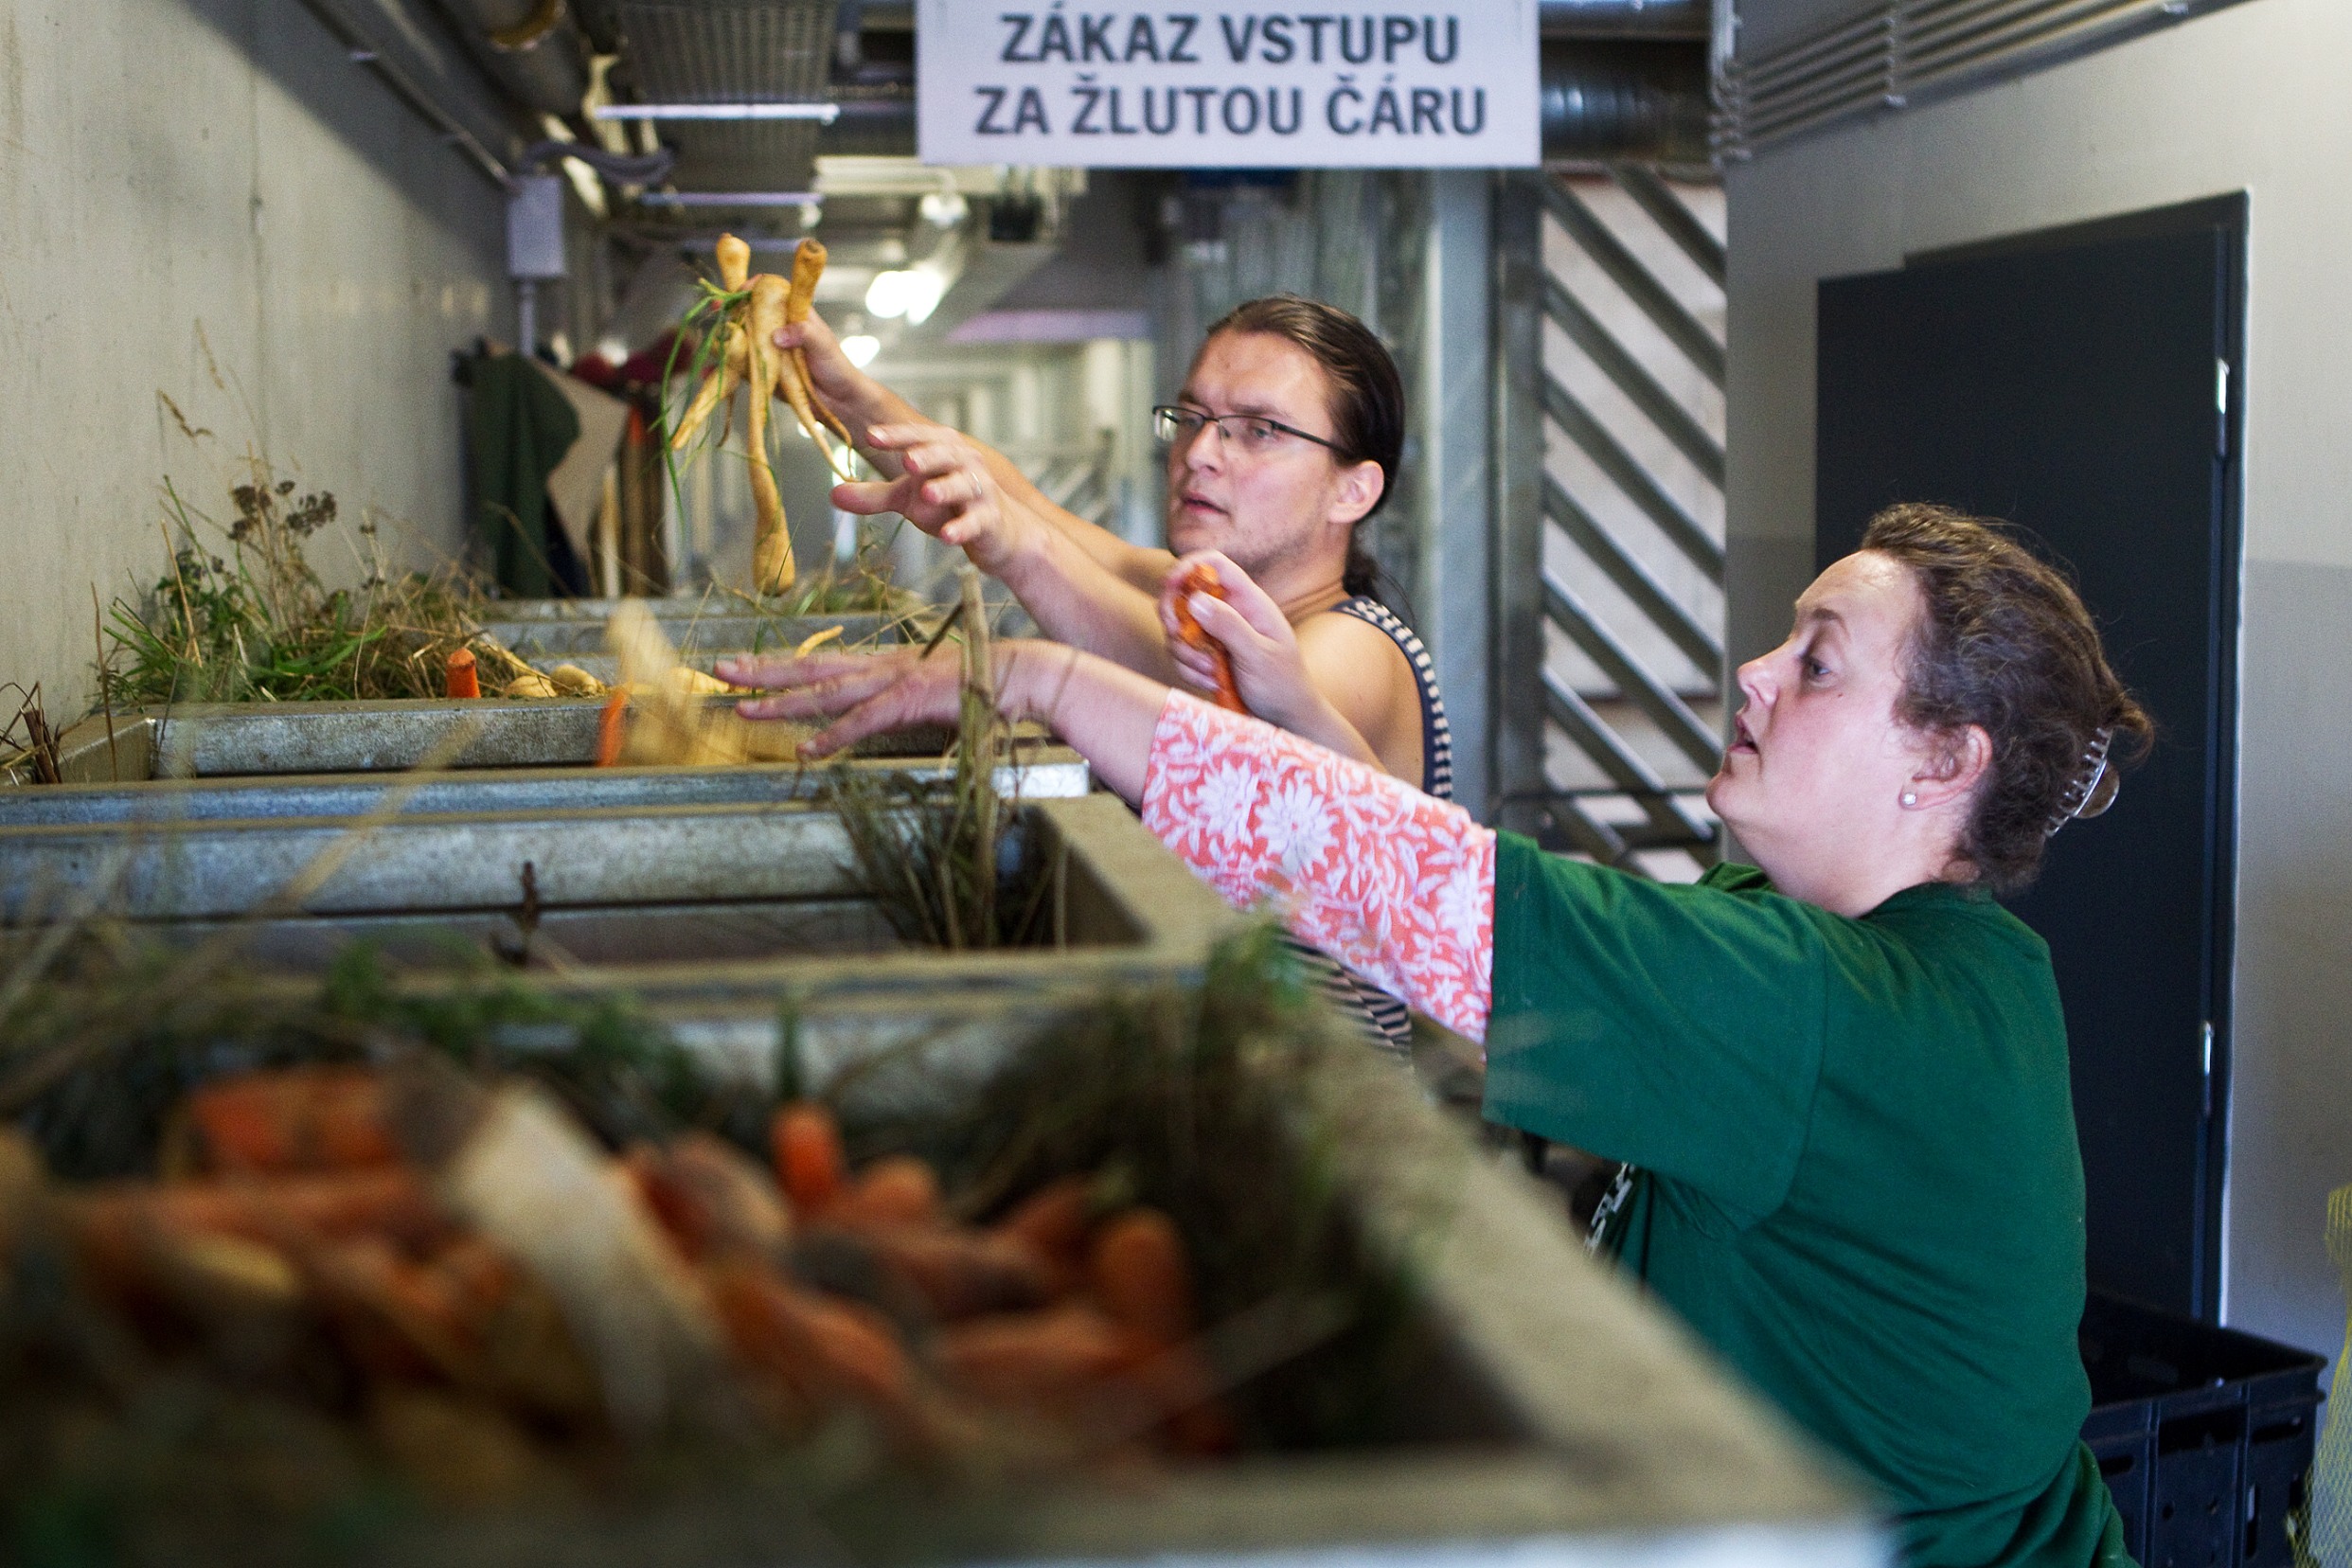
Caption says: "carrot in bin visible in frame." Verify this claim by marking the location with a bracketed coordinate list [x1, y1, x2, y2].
[184, 1065, 401, 1176]
[444, 647, 480, 699]
[707, 1262, 916, 1417]
[595, 690, 628, 766]
[833, 1155, 940, 1228]
[938, 1301, 1136, 1408]
[771, 1102, 847, 1218]
[855, 1223, 1055, 1321]
[1090, 1208, 1196, 1345]
[1088, 1209, 1236, 1456]
[992, 1175, 1095, 1294]
[1168, 564, 1245, 712]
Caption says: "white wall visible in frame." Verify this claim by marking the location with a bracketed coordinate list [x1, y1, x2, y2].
[0, 0, 508, 718]
[1723, 0, 2352, 1363]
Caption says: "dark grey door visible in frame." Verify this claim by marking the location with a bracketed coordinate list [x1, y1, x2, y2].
[1815, 197, 2244, 1318]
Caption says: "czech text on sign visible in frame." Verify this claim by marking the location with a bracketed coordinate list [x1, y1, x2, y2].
[918, 6, 1540, 169]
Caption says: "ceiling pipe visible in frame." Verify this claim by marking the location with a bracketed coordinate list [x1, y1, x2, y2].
[292, 0, 525, 183]
[430, 0, 593, 118]
[1541, 0, 1713, 40]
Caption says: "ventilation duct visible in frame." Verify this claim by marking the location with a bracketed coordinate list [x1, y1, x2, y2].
[1719, 0, 2260, 155]
[1542, 39, 1711, 163]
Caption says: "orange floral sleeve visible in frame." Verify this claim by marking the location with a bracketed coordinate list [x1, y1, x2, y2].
[1139, 690, 1496, 1042]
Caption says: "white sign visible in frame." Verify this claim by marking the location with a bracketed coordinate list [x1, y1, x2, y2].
[918, 5, 1541, 169]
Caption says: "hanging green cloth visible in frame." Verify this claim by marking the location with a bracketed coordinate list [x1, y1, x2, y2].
[464, 351, 581, 597]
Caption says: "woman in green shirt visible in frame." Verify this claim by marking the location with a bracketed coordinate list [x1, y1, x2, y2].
[720, 503, 2152, 1566]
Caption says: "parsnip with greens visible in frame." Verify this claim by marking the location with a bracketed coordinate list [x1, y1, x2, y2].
[668, 234, 862, 598]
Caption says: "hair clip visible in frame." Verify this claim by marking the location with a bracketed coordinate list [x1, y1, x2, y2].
[2045, 726, 2118, 838]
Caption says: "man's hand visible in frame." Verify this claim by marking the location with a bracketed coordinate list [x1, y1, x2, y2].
[771, 310, 891, 429]
[829, 423, 1035, 576]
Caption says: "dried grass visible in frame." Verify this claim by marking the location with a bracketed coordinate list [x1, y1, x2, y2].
[101, 457, 548, 708]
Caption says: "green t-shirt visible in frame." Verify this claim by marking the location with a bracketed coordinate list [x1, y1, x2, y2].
[1483, 837, 2131, 1568]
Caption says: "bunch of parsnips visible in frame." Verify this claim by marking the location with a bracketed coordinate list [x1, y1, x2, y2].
[668, 235, 860, 597]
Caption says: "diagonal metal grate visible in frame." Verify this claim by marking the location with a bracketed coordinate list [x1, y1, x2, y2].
[1515, 168, 1726, 880]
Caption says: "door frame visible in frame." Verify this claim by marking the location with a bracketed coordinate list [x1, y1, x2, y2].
[1888, 193, 2248, 1318]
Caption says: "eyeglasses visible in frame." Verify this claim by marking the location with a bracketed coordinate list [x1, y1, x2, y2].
[1151, 404, 1345, 459]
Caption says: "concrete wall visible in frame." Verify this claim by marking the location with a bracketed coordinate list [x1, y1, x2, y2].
[0, 0, 508, 720]
[1723, 0, 2352, 1362]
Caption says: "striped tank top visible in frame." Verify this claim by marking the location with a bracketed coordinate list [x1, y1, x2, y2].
[1289, 596, 1452, 1065]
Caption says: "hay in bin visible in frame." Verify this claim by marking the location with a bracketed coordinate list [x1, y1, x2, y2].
[822, 568, 1062, 952]
[100, 459, 578, 708]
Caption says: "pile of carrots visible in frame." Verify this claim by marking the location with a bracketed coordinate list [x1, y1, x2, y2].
[28, 1062, 1233, 1496]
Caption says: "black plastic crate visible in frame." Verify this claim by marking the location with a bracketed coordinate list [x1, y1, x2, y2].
[2079, 1291, 2326, 1568]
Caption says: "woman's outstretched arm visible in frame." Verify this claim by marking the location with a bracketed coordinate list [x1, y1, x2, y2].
[717, 644, 1496, 1039]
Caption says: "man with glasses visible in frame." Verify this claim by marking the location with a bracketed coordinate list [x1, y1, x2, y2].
[773, 295, 1448, 805]
[768, 295, 1450, 1060]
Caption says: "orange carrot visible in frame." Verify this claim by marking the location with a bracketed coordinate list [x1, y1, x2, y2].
[770, 1102, 846, 1218]
[300, 1232, 486, 1385]
[835, 1155, 939, 1228]
[938, 1302, 1135, 1408]
[1121, 1339, 1238, 1457]
[854, 1223, 1054, 1321]
[1090, 1208, 1196, 1345]
[184, 1065, 401, 1176]
[445, 647, 480, 700]
[595, 691, 628, 766]
[74, 1166, 444, 1248]
[707, 1262, 914, 1416]
[993, 1175, 1095, 1295]
[427, 1234, 519, 1319]
[625, 1134, 790, 1263]
[1168, 565, 1244, 712]
[67, 1167, 447, 1314]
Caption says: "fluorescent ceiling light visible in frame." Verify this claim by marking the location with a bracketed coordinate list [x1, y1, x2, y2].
[865, 270, 915, 319]
[901, 270, 946, 326]
[840, 334, 882, 368]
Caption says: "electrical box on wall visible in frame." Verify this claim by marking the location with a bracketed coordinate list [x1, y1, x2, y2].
[507, 176, 567, 280]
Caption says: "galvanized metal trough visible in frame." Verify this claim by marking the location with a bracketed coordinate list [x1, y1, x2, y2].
[0, 793, 1230, 997]
[477, 603, 910, 687]
[3, 698, 1054, 790]
[368, 976, 1883, 1568]
[0, 752, 1088, 829]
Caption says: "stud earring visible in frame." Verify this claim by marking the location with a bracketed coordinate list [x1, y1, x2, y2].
[1900, 791, 1918, 808]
